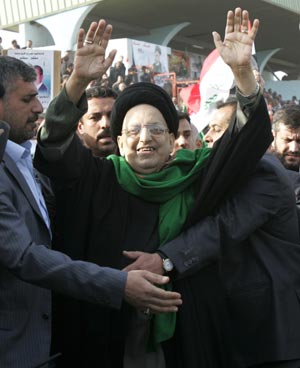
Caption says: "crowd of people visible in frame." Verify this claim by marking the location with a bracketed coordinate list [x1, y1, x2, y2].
[1, 7, 300, 368]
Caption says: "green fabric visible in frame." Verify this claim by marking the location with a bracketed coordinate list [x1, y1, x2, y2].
[108, 147, 211, 347]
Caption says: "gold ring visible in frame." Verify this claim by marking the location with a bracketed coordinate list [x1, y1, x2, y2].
[84, 39, 94, 45]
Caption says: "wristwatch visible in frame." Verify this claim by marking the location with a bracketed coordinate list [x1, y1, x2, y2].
[156, 250, 174, 273]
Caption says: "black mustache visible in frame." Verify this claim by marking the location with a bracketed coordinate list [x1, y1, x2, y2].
[286, 152, 300, 156]
[27, 115, 39, 124]
[97, 128, 112, 140]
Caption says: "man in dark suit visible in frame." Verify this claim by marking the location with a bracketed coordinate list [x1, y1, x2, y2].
[0, 58, 181, 368]
[153, 152, 300, 367]
[267, 105, 300, 212]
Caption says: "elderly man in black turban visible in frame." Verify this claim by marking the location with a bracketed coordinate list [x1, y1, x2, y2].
[34, 8, 297, 368]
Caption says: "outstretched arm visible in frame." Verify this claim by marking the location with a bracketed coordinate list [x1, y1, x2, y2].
[35, 20, 116, 174]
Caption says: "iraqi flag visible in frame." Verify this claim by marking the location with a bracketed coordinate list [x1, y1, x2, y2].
[180, 21, 254, 132]
[183, 48, 234, 132]
[191, 49, 235, 132]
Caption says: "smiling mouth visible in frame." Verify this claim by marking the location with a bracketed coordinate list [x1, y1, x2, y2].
[137, 147, 155, 153]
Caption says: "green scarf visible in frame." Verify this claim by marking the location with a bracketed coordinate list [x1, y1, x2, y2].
[108, 148, 211, 347]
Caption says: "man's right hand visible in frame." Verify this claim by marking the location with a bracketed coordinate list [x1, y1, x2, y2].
[124, 270, 182, 314]
[66, 19, 116, 105]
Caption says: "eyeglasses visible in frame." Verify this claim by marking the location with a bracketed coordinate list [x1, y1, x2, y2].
[122, 124, 169, 138]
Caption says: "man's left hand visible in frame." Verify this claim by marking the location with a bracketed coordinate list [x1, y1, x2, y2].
[123, 251, 164, 274]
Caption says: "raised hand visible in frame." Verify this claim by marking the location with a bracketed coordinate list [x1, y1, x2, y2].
[213, 8, 260, 96]
[213, 8, 259, 70]
[74, 20, 116, 82]
[66, 20, 116, 104]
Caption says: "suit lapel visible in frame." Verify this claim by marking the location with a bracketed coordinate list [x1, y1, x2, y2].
[3, 152, 46, 223]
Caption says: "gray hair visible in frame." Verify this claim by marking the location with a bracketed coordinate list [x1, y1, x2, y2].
[0, 56, 36, 97]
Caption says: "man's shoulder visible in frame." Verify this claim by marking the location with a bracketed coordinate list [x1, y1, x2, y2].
[255, 153, 297, 192]
[284, 168, 300, 184]
[259, 153, 286, 174]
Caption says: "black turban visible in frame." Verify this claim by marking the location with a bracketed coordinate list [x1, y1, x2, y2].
[110, 82, 179, 141]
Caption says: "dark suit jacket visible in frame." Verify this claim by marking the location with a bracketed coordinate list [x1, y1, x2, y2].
[38, 83, 48, 94]
[286, 169, 300, 208]
[0, 124, 126, 367]
[162, 154, 300, 367]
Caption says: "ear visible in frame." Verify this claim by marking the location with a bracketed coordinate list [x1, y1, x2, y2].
[77, 120, 84, 135]
[271, 130, 276, 148]
[169, 133, 175, 153]
[117, 135, 125, 156]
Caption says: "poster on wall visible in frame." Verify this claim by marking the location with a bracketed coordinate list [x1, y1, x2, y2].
[106, 38, 171, 87]
[129, 39, 170, 75]
[7, 49, 61, 111]
[169, 50, 190, 80]
[189, 52, 205, 80]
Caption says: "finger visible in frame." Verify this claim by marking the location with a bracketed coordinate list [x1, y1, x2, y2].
[77, 28, 85, 49]
[224, 10, 234, 36]
[99, 24, 113, 50]
[147, 293, 182, 312]
[144, 271, 170, 286]
[123, 262, 139, 272]
[241, 10, 249, 32]
[212, 31, 223, 51]
[148, 289, 182, 302]
[102, 49, 117, 72]
[84, 21, 99, 43]
[249, 18, 259, 41]
[233, 7, 242, 33]
[148, 305, 180, 313]
[93, 19, 107, 45]
[123, 250, 144, 259]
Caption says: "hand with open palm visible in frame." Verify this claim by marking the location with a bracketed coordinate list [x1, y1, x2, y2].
[213, 8, 260, 95]
[66, 20, 116, 104]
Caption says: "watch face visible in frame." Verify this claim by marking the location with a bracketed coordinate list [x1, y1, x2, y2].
[163, 258, 174, 272]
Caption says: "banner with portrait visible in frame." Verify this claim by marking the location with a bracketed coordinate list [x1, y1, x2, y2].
[7, 49, 61, 111]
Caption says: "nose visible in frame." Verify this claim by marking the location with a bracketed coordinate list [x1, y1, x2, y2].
[99, 115, 110, 129]
[289, 140, 300, 153]
[203, 130, 213, 147]
[176, 135, 186, 148]
[139, 126, 152, 142]
[33, 98, 43, 114]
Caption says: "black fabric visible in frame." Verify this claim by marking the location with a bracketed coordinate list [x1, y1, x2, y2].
[250, 360, 300, 367]
[164, 263, 238, 368]
[163, 95, 274, 368]
[186, 94, 273, 226]
[45, 138, 160, 367]
[110, 82, 179, 141]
